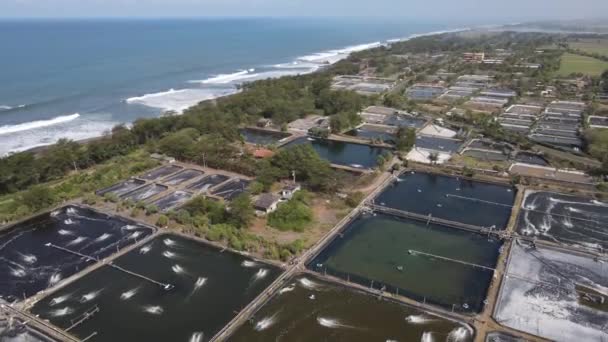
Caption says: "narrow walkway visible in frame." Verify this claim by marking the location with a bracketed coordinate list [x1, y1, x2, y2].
[408, 249, 496, 271]
[46, 243, 173, 290]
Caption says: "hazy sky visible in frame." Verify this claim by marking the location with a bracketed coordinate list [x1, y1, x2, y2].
[1, 0, 607, 21]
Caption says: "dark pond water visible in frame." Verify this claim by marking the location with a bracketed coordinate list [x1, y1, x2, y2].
[309, 213, 501, 313]
[161, 169, 204, 186]
[345, 125, 396, 144]
[229, 275, 474, 342]
[120, 184, 168, 202]
[239, 128, 291, 145]
[462, 149, 509, 161]
[517, 191, 608, 250]
[30, 234, 280, 342]
[283, 137, 391, 169]
[187, 174, 230, 193]
[139, 165, 182, 181]
[0, 206, 153, 301]
[96, 179, 145, 197]
[416, 135, 462, 153]
[514, 152, 549, 166]
[211, 179, 250, 201]
[151, 191, 193, 212]
[375, 171, 516, 229]
[384, 114, 427, 128]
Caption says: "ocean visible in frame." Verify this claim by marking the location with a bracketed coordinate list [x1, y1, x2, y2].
[0, 18, 464, 155]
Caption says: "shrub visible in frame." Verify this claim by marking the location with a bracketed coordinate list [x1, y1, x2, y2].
[156, 215, 169, 227]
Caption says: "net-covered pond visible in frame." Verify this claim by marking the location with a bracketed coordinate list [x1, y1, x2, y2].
[0, 206, 153, 301]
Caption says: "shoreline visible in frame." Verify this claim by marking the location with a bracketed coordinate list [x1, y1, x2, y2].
[10, 25, 473, 157]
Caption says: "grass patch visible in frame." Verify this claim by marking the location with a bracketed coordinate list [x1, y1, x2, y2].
[569, 39, 608, 57]
[558, 53, 608, 77]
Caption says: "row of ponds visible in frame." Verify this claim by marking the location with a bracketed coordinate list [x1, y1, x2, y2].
[3, 170, 605, 341]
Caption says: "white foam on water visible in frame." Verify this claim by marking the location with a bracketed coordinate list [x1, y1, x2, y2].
[9, 267, 27, 278]
[66, 207, 78, 215]
[143, 305, 163, 315]
[121, 224, 139, 231]
[63, 218, 76, 225]
[19, 253, 37, 264]
[278, 284, 295, 294]
[253, 268, 269, 280]
[194, 277, 207, 290]
[94, 233, 112, 243]
[120, 287, 139, 300]
[0, 113, 80, 136]
[127, 231, 143, 240]
[79, 290, 102, 303]
[421, 331, 434, 342]
[50, 210, 61, 217]
[57, 229, 74, 236]
[189, 332, 204, 342]
[67, 236, 87, 246]
[405, 315, 437, 324]
[241, 260, 258, 268]
[0, 105, 12, 111]
[190, 69, 258, 84]
[163, 238, 176, 247]
[48, 273, 62, 286]
[50, 307, 73, 317]
[172, 264, 186, 274]
[50, 293, 71, 306]
[297, 41, 382, 64]
[316, 317, 354, 329]
[254, 313, 278, 331]
[162, 250, 178, 259]
[139, 245, 152, 254]
[298, 277, 320, 290]
[126, 88, 236, 113]
[447, 326, 471, 342]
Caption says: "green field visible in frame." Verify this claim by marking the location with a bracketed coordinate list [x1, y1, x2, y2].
[558, 53, 608, 76]
[569, 39, 608, 57]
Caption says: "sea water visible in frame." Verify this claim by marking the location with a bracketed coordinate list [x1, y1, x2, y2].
[0, 18, 464, 155]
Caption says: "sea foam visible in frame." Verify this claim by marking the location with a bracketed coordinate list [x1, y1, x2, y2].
[0, 113, 80, 136]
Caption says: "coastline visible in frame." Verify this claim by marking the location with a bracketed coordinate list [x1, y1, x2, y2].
[10, 25, 471, 157]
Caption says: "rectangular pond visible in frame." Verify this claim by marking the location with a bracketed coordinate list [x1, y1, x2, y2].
[375, 171, 516, 229]
[283, 137, 391, 169]
[187, 174, 230, 193]
[517, 191, 608, 250]
[345, 125, 396, 144]
[416, 135, 462, 153]
[239, 128, 291, 146]
[30, 234, 281, 342]
[309, 213, 501, 313]
[229, 275, 473, 342]
[514, 152, 549, 166]
[462, 149, 509, 162]
[211, 179, 250, 201]
[151, 191, 193, 213]
[494, 242, 608, 342]
[96, 179, 145, 197]
[161, 169, 204, 186]
[121, 184, 168, 202]
[138, 165, 182, 181]
[0, 205, 153, 301]
[384, 114, 427, 128]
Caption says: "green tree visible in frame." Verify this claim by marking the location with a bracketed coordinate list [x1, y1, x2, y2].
[228, 193, 254, 228]
[21, 185, 56, 212]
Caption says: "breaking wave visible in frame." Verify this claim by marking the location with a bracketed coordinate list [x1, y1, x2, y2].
[0, 113, 80, 136]
[126, 88, 236, 113]
[190, 69, 258, 84]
